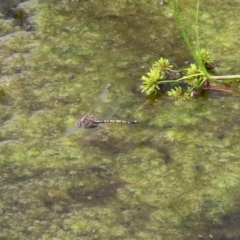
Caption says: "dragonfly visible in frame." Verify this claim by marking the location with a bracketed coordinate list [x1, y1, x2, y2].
[75, 115, 138, 128]
[64, 84, 137, 136]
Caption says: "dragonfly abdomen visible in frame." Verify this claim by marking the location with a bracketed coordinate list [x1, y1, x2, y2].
[96, 119, 138, 124]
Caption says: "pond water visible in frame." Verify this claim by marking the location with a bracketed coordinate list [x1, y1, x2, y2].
[1, 0, 240, 239]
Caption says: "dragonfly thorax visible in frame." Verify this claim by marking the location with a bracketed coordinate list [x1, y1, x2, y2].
[75, 116, 98, 128]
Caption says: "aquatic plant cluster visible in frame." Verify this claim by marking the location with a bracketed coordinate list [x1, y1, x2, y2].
[141, 0, 240, 100]
[141, 49, 214, 100]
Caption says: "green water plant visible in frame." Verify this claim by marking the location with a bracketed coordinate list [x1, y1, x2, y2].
[140, 57, 174, 95]
[140, 0, 240, 100]
[141, 68, 164, 95]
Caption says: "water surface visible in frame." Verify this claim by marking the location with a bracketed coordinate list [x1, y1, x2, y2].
[1, 0, 240, 239]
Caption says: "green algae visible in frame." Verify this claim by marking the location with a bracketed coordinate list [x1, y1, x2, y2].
[1, 0, 240, 239]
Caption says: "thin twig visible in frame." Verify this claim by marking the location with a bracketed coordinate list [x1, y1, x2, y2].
[204, 87, 234, 94]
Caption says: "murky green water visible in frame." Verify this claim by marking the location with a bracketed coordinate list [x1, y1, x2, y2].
[1, 0, 240, 239]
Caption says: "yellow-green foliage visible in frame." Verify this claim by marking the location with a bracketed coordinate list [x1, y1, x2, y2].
[141, 51, 214, 100]
[140, 68, 164, 95]
[152, 57, 173, 70]
[140, 58, 173, 95]
[200, 48, 214, 65]
[167, 86, 189, 100]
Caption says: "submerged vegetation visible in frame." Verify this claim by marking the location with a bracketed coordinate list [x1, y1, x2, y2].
[141, 0, 240, 100]
[1, 0, 240, 239]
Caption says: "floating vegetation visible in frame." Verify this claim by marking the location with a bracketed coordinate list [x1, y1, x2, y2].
[140, 0, 240, 100]
[1, 0, 240, 239]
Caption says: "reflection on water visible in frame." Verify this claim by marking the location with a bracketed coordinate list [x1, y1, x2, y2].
[1, 0, 240, 239]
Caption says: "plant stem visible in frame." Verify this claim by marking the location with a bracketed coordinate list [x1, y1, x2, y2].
[160, 73, 204, 83]
[204, 87, 234, 94]
[160, 74, 240, 84]
[195, 0, 200, 61]
[209, 75, 240, 81]
[172, 0, 195, 60]
[172, 0, 210, 78]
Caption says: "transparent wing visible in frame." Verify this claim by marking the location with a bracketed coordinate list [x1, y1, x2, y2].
[64, 84, 112, 137]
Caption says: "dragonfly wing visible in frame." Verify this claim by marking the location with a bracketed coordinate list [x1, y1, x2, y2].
[89, 84, 111, 116]
[63, 126, 79, 136]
